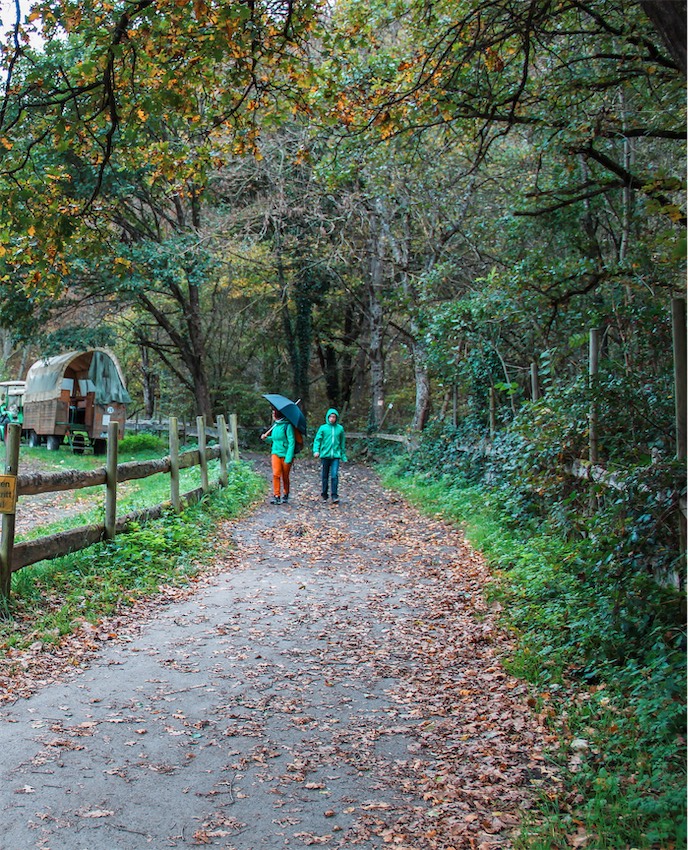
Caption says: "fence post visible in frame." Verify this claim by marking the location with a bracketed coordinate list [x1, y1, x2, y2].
[230, 413, 240, 460]
[217, 414, 229, 487]
[589, 328, 601, 463]
[170, 416, 180, 512]
[105, 421, 119, 540]
[197, 415, 209, 494]
[0, 423, 20, 601]
[530, 362, 541, 401]
[672, 297, 687, 461]
[671, 298, 687, 563]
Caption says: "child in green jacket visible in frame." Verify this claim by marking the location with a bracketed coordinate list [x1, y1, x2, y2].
[261, 407, 296, 504]
[313, 408, 347, 503]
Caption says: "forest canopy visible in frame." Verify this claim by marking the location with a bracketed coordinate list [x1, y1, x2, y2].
[0, 0, 683, 435]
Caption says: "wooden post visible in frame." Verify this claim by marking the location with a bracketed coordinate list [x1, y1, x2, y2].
[672, 297, 687, 461]
[197, 415, 209, 494]
[104, 421, 119, 540]
[379, 402, 394, 429]
[530, 362, 541, 401]
[217, 414, 229, 487]
[230, 413, 239, 460]
[0, 423, 21, 600]
[671, 298, 687, 564]
[169, 416, 180, 512]
[489, 387, 496, 439]
[589, 328, 601, 463]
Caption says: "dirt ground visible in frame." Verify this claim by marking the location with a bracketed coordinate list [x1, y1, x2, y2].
[0, 456, 551, 849]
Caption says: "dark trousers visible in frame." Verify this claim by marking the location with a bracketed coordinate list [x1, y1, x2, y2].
[321, 457, 340, 499]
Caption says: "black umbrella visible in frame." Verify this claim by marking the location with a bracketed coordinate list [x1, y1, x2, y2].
[262, 393, 307, 437]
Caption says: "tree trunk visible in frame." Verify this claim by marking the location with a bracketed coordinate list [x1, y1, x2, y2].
[140, 345, 158, 418]
[294, 285, 312, 409]
[317, 341, 340, 408]
[411, 338, 432, 430]
[190, 361, 214, 424]
[185, 279, 214, 422]
[277, 254, 315, 412]
[366, 211, 386, 430]
[137, 278, 214, 422]
[340, 298, 363, 413]
[0, 329, 12, 363]
[383, 203, 432, 432]
[640, 0, 687, 76]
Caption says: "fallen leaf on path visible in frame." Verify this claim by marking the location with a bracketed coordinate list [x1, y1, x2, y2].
[294, 833, 333, 845]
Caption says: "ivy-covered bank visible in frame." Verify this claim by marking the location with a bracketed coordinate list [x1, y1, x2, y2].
[382, 431, 686, 850]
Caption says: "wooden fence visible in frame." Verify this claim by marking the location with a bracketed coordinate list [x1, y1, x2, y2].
[0, 414, 239, 600]
[346, 431, 417, 451]
[124, 417, 228, 443]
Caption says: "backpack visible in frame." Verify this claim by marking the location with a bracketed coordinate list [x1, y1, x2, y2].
[294, 428, 304, 454]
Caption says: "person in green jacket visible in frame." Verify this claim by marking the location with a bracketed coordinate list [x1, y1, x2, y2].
[313, 408, 347, 504]
[260, 407, 296, 504]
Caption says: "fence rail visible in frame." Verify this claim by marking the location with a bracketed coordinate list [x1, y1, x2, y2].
[124, 418, 227, 441]
[346, 431, 417, 450]
[0, 414, 239, 600]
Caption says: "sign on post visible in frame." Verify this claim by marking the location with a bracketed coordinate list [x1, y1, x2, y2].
[0, 422, 21, 600]
[0, 475, 17, 514]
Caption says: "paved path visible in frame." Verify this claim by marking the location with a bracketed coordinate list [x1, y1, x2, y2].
[0, 460, 546, 849]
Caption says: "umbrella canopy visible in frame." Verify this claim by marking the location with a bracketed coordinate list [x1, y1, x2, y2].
[263, 393, 307, 437]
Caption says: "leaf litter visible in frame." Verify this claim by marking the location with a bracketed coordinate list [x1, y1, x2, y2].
[0, 459, 556, 848]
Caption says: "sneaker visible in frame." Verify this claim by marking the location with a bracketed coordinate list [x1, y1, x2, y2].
[321, 494, 328, 501]
[281, 494, 289, 503]
[270, 496, 281, 504]
[332, 497, 340, 504]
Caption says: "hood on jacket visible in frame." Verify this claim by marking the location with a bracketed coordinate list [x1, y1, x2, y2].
[325, 408, 339, 423]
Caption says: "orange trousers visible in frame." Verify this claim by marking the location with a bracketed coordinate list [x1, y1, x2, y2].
[271, 454, 292, 498]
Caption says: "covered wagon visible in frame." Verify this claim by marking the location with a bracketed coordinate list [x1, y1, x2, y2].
[23, 350, 131, 454]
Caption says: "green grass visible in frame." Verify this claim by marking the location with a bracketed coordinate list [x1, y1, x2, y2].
[381, 466, 687, 850]
[0, 458, 264, 652]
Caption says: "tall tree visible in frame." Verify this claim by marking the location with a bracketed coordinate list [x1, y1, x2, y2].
[0, 0, 322, 415]
[0, 0, 320, 290]
[323, 0, 685, 238]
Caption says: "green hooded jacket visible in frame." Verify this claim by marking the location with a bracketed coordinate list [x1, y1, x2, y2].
[312, 408, 347, 461]
[267, 418, 296, 464]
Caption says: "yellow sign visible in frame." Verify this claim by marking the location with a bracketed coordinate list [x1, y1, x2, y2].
[0, 474, 17, 514]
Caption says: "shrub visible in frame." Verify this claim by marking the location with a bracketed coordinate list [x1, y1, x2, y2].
[119, 432, 167, 453]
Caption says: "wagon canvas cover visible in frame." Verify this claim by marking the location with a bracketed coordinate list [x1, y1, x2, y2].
[24, 350, 131, 405]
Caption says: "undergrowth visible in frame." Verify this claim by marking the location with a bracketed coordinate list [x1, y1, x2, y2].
[381, 463, 686, 850]
[0, 460, 263, 649]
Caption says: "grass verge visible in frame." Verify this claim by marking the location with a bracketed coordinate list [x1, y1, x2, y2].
[381, 466, 686, 850]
